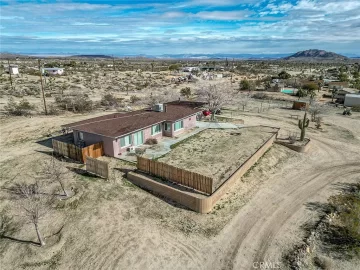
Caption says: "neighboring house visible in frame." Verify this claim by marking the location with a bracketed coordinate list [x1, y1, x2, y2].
[344, 94, 360, 107]
[335, 88, 359, 100]
[4, 65, 19, 75]
[42, 67, 64, 75]
[328, 81, 349, 90]
[182, 67, 199, 72]
[63, 102, 203, 158]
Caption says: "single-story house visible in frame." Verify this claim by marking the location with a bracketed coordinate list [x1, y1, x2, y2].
[63, 102, 204, 158]
[42, 67, 64, 75]
[328, 81, 349, 90]
[335, 88, 359, 101]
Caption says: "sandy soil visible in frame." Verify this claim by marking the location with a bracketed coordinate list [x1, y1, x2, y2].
[0, 100, 359, 270]
[158, 127, 275, 189]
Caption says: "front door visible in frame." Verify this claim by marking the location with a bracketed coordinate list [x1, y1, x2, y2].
[133, 130, 144, 146]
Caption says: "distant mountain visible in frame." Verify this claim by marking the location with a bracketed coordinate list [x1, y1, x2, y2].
[284, 49, 349, 61]
[68, 55, 114, 59]
[0, 52, 34, 59]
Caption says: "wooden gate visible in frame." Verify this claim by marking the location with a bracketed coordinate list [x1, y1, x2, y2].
[52, 140, 104, 163]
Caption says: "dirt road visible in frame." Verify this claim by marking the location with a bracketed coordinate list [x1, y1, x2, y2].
[205, 114, 360, 270]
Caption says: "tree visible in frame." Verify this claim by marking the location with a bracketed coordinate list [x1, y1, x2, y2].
[308, 102, 327, 122]
[239, 79, 254, 91]
[196, 84, 235, 121]
[278, 70, 291, 79]
[40, 156, 71, 197]
[238, 94, 250, 111]
[169, 64, 180, 71]
[151, 62, 154, 72]
[180, 87, 191, 98]
[338, 72, 349, 82]
[331, 88, 338, 102]
[11, 181, 53, 246]
[302, 82, 318, 91]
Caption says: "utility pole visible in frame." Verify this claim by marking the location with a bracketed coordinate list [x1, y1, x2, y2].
[112, 55, 116, 73]
[7, 59, 13, 90]
[38, 59, 48, 115]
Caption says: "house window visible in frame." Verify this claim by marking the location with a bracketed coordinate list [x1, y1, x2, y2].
[78, 132, 84, 140]
[151, 124, 161, 135]
[120, 135, 132, 148]
[174, 120, 184, 131]
[164, 123, 171, 131]
[133, 130, 144, 146]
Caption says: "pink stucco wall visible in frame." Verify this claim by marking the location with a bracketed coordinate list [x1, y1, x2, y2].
[172, 114, 197, 137]
[73, 114, 197, 158]
[114, 124, 164, 157]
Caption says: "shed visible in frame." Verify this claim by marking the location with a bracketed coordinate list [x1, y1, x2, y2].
[344, 94, 360, 107]
[4, 65, 19, 75]
[292, 101, 309, 110]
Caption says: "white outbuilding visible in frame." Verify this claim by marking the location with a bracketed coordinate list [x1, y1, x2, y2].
[42, 67, 64, 75]
[344, 94, 360, 107]
[4, 65, 19, 75]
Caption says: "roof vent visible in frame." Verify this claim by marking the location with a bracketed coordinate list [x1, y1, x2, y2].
[153, 103, 164, 112]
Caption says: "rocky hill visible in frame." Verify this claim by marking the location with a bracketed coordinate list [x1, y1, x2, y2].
[284, 49, 348, 61]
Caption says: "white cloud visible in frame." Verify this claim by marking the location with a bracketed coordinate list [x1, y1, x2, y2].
[194, 11, 250, 20]
[71, 22, 110, 26]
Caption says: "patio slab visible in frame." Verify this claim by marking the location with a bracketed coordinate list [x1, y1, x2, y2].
[117, 121, 243, 162]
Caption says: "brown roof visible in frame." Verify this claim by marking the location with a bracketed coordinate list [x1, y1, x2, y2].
[63, 104, 201, 138]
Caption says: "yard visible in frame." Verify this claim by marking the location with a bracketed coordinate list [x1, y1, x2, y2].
[157, 126, 277, 190]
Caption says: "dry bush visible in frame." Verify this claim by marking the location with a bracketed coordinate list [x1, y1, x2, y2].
[4, 97, 36, 116]
[55, 94, 93, 113]
[130, 95, 141, 104]
[145, 138, 158, 145]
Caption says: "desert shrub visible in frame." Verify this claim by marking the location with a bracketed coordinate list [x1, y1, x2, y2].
[130, 95, 141, 104]
[135, 148, 146, 156]
[101, 93, 118, 107]
[145, 138, 158, 145]
[24, 85, 40, 96]
[23, 68, 40, 76]
[47, 103, 62, 115]
[4, 97, 35, 116]
[288, 132, 297, 144]
[313, 256, 332, 270]
[180, 87, 191, 98]
[352, 106, 360, 112]
[55, 94, 93, 113]
[252, 92, 269, 99]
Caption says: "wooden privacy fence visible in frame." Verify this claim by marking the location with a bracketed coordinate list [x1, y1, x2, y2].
[137, 156, 213, 195]
[86, 156, 109, 178]
[52, 140, 104, 163]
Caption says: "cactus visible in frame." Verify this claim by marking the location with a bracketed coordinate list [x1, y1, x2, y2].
[298, 111, 309, 141]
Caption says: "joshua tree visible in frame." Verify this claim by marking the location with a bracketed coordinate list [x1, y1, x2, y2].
[180, 87, 191, 98]
[298, 111, 310, 141]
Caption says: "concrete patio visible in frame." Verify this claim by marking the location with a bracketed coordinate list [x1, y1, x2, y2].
[118, 120, 243, 162]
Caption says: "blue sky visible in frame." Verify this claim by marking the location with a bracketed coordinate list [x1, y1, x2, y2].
[0, 0, 359, 56]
